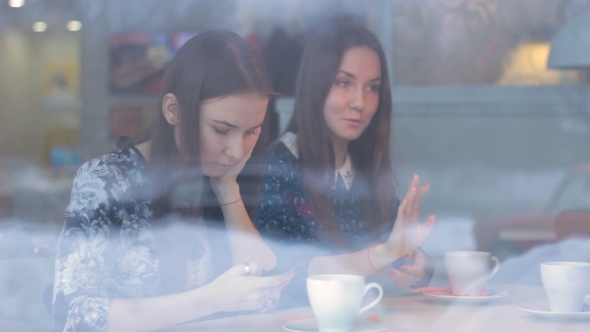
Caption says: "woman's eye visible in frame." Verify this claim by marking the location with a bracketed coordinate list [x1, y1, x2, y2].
[336, 80, 350, 87]
[245, 129, 260, 136]
[368, 84, 380, 92]
[214, 128, 230, 135]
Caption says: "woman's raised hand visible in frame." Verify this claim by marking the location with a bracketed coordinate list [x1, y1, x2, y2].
[386, 174, 436, 259]
[208, 262, 294, 313]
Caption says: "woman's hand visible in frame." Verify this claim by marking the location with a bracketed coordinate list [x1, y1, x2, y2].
[385, 174, 435, 259]
[386, 249, 432, 288]
[210, 148, 253, 203]
[208, 263, 294, 313]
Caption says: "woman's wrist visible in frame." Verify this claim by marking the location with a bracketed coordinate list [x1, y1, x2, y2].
[369, 243, 403, 271]
[211, 181, 241, 204]
[382, 240, 404, 262]
[191, 282, 225, 315]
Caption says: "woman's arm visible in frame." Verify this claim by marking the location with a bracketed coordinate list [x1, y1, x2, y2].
[212, 181, 277, 272]
[108, 285, 220, 332]
[308, 175, 435, 277]
[209, 143, 277, 272]
[108, 264, 292, 332]
[53, 159, 122, 331]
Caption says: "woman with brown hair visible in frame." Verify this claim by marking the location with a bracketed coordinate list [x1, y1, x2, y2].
[52, 30, 292, 331]
[254, 23, 436, 306]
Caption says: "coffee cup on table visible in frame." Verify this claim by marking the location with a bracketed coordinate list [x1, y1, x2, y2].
[541, 262, 590, 313]
[444, 251, 500, 296]
[307, 275, 383, 332]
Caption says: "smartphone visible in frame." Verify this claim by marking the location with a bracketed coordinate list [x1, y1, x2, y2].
[390, 256, 414, 270]
[263, 259, 309, 276]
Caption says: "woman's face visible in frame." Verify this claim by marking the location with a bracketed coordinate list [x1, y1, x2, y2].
[199, 91, 268, 177]
[323, 46, 381, 145]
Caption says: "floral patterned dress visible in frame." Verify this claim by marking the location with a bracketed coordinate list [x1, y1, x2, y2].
[52, 147, 213, 331]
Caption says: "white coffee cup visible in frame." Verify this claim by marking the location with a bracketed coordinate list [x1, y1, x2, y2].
[444, 251, 500, 296]
[307, 275, 383, 332]
[541, 262, 590, 313]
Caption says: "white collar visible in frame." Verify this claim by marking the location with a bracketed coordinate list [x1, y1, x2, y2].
[280, 132, 355, 190]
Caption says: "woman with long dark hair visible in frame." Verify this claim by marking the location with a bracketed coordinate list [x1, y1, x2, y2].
[52, 30, 292, 331]
[254, 23, 435, 305]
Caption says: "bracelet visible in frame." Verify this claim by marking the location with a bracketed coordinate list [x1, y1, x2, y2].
[367, 244, 381, 274]
[216, 196, 242, 206]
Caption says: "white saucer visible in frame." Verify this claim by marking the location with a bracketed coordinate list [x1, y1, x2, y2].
[283, 318, 389, 332]
[423, 289, 509, 304]
[518, 302, 590, 321]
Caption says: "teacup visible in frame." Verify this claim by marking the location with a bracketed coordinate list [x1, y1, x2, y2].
[307, 274, 383, 332]
[541, 262, 590, 313]
[444, 251, 500, 296]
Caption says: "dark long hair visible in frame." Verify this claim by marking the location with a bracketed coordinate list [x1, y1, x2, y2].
[285, 23, 394, 246]
[125, 30, 273, 220]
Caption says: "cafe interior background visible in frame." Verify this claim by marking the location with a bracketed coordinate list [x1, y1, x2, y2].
[0, 0, 589, 329]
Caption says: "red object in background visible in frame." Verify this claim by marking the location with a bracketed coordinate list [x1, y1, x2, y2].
[285, 317, 305, 322]
[109, 31, 199, 95]
[554, 210, 590, 240]
[488, 43, 499, 54]
[245, 32, 263, 57]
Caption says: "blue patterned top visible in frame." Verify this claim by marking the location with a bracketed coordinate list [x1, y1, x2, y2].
[52, 147, 276, 331]
[254, 133, 397, 307]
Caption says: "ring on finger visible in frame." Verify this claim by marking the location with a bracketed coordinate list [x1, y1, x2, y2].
[244, 262, 251, 276]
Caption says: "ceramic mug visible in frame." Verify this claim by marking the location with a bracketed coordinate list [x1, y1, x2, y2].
[307, 275, 383, 332]
[541, 262, 590, 313]
[444, 251, 500, 296]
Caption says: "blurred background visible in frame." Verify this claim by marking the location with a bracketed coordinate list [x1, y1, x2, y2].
[0, 0, 589, 329]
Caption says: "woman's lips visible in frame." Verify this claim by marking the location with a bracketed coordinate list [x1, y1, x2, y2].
[343, 119, 362, 127]
[213, 163, 232, 171]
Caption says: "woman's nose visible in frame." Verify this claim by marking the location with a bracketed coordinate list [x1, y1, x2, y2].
[349, 86, 364, 111]
[224, 136, 245, 162]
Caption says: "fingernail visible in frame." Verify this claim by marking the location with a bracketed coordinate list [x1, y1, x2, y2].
[386, 269, 396, 276]
[403, 254, 410, 260]
[366, 315, 380, 321]
[401, 266, 408, 272]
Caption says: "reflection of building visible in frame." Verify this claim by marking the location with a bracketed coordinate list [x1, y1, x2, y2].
[392, 0, 589, 85]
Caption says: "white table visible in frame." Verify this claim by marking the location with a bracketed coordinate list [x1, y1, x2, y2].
[165, 284, 590, 331]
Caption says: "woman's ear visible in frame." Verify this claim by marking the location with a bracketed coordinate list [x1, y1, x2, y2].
[162, 93, 179, 125]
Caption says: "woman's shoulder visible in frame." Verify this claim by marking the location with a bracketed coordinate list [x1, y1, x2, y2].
[81, 147, 144, 171]
[262, 133, 305, 185]
[73, 147, 147, 187]
[67, 147, 148, 214]
[267, 132, 299, 163]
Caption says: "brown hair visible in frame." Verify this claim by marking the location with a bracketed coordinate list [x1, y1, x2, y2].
[126, 30, 274, 220]
[285, 23, 394, 246]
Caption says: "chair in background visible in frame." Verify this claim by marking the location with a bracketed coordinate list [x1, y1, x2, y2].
[554, 209, 590, 240]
